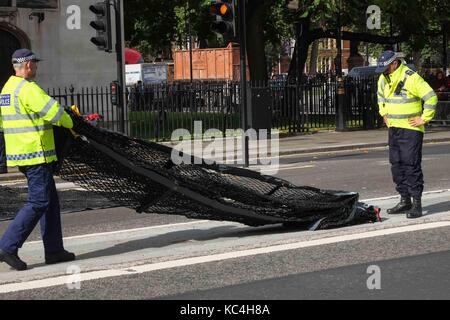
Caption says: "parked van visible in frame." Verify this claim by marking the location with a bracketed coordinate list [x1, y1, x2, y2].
[347, 64, 417, 78]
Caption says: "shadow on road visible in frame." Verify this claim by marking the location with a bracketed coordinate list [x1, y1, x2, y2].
[60, 223, 293, 262]
[424, 201, 450, 216]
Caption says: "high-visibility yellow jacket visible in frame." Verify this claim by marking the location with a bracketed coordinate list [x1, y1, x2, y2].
[378, 63, 437, 133]
[0, 76, 73, 167]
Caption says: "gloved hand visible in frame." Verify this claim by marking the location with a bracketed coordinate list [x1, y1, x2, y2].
[67, 106, 80, 138]
[70, 105, 81, 117]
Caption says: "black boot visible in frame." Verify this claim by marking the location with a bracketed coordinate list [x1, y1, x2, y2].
[407, 198, 422, 219]
[387, 197, 412, 214]
[45, 250, 76, 265]
[0, 249, 27, 271]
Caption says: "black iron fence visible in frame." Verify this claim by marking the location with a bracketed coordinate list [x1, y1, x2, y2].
[48, 77, 381, 141]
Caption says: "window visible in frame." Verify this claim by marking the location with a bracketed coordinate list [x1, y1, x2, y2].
[17, 0, 58, 9]
[0, 0, 12, 6]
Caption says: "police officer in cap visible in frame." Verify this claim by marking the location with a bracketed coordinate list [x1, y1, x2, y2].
[376, 50, 437, 219]
[0, 49, 76, 271]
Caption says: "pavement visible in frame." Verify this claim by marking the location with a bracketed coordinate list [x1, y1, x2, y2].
[1, 126, 450, 182]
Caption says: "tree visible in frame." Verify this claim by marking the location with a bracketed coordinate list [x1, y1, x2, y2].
[286, 0, 450, 79]
[124, 0, 217, 60]
[124, 0, 449, 78]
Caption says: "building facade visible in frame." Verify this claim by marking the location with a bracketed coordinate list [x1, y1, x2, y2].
[0, 0, 117, 91]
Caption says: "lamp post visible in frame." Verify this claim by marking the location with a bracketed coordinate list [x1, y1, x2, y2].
[239, 0, 249, 167]
[187, 0, 193, 83]
[114, 0, 126, 134]
[335, 0, 346, 131]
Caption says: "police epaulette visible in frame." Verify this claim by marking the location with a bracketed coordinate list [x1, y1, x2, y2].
[405, 70, 415, 76]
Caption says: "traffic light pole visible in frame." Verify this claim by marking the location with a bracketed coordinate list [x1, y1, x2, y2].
[114, 0, 126, 134]
[239, 0, 249, 167]
[335, 0, 346, 132]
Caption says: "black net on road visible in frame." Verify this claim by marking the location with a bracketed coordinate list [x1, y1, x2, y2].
[51, 111, 380, 230]
[0, 185, 116, 221]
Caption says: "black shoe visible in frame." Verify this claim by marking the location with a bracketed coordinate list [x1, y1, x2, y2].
[45, 250, 76, 265]
[0, 249, 27, 271]
[387, 197, 412, 214]
[407, 198, 423, 219]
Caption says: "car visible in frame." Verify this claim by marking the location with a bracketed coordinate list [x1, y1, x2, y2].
[347, 64, 417, 78]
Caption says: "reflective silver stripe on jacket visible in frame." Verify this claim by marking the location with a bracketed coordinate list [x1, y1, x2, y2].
[422, 91, 437, 102]
[423, 104, 436, 110]
[377, 93, 386, 103]
[386, 112, 422, 119]
[38, 98, 57, 118]
[1, 114, 41, 121]
[50, 106, 64, 122]
[3, 124, 52, 134]
[13, 80, 27, 114]
[380, 78, 386, 93]
[385, 97, 420, 104]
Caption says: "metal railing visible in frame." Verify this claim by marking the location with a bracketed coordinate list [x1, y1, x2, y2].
[430, 92, 450, 126]
[48, 77, 381, 141]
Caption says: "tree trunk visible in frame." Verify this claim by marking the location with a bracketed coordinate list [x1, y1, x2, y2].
[246, 1, 270, 81]
[287, 21, 411, 82]
[309, 40, 319, 75]
[288, 18, 311, 83]
[412, 50, 423, 72]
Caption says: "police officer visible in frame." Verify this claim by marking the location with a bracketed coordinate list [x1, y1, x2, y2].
[0, 49, 76, 271]
[376, 51, 437, 219]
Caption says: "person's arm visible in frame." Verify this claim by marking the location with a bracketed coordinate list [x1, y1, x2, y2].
[409, 74, 438, 126]
[20, 82, 73, 129]
[377, 76, 389, 126]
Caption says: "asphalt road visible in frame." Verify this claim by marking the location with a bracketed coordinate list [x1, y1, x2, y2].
[1, 142, 450, 301]
[275, 142, 450, 199]
[2, 225, 450, 300]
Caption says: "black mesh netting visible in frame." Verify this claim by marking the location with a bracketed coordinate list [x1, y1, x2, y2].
[49, 111, 380, 230]
[0, 185, 116, 221]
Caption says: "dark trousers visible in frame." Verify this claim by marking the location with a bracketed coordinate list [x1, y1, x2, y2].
[0, 163, 64, 254]
[389, 127, 424, 199]
[0, 132, 6, 173]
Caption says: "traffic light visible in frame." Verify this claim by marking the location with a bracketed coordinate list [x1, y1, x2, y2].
[89, 0, 112, 52]
[110, 81, 119, 105]
[210, 0, 236, 38]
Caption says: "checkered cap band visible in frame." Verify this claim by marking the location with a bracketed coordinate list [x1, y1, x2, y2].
[378, 55, 397, 67]
[12, 55, 37, 64]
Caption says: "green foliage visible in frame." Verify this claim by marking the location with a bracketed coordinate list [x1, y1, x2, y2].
[124, 0, 449, 72]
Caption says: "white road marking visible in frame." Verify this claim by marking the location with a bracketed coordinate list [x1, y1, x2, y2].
[1, 220, 450, 294]
[361, 189, 450, 203]
[277, 165, 316, 171]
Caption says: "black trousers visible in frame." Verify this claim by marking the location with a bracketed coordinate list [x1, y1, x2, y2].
[389, 127, 424, 199]
[0, 131, 7, 173]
